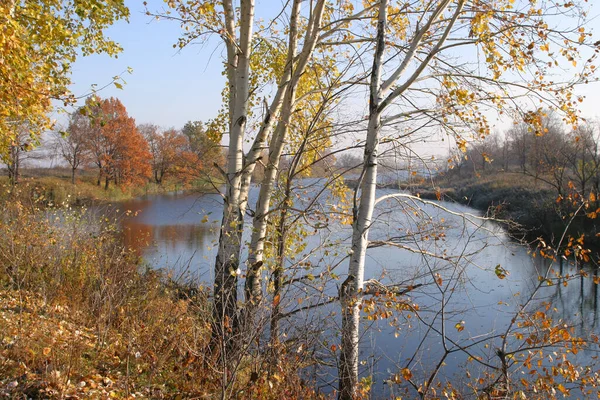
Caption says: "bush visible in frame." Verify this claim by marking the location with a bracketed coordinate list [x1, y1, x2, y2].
[0, 195, 320, 399]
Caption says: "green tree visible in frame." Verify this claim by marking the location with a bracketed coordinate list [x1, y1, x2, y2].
[181, 120, 223, 171]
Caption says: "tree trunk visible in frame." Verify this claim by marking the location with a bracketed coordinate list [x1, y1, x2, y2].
[339, 111, 381, 399]
[269, 173, 293, 350]
[212, 208, 243, 350]
[244, 0, 301, 310]
[71, 166, 76, 184]
[211, 0, 254, 356]
[104, 176, 109, 190]
[13, 148, 20, 185]
[337, 0, 462, 395]
[339, 0, 393, 396]
[339, 1, 386, 396]
[244, 0, 325, 321]
[245, 116, 291, 307]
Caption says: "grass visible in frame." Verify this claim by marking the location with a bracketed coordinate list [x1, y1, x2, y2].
[1, 167, 220, 206]
[0, 188, 323, 399]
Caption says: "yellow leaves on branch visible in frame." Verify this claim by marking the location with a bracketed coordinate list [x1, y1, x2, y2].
[0, 0, 128, 155]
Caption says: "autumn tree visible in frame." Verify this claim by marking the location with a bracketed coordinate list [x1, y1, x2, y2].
[54, 113, 92, 184]
[140, 124, 200, 185]
[338, 0, 599, 397]
[566, 123, 600, 196]
[255, 61, 352, 347]
[83, 96, 151, 190]
[155, 0, 599, 396]
[181, 120, 223, 170]
[0, 0, 128, 154]
[1, 124, 37, 186]
[156, 0, 366, 358]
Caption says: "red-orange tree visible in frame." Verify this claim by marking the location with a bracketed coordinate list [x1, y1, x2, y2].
[84, 96, 151, 189]
[140, 124, 200, 185]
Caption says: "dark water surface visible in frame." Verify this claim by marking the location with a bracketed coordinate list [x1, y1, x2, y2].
[98, 186, 600, 397]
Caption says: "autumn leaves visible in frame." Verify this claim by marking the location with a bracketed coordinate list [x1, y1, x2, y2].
[56, 96, 216, 190]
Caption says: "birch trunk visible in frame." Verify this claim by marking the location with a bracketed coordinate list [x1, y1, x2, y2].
[244, 0, 326, 309]
[338, 0, 463, 394]
[338, 1, 386, 397]
[212, 0, 254, 354]
[269, 194, 289, 348]
[242, 0, 301, 309]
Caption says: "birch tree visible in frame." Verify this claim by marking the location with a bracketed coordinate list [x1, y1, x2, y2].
[338, 0, 598, 397]
[154, 0, 261, 351]
[156, 0, 373, 357]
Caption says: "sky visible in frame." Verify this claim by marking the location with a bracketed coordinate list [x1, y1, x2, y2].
[66, 0, 228, 128]
[64, 0, 600, 152]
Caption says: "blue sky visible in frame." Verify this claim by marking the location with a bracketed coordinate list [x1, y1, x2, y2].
[67, 0, 227, 129]
[66, 0, 600, 137]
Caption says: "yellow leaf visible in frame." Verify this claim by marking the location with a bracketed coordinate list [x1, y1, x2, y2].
[401, 368, 412, 381]
[557, 383, 568, 394]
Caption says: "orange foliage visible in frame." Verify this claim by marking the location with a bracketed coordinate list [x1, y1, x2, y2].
[141, 124, 201, 185]
[159, 129, 200, 184]
[86, 96, 152, 189]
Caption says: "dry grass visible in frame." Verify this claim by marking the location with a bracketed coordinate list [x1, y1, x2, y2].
[0, 168, 220, 207]
[0, 189, 324, 399]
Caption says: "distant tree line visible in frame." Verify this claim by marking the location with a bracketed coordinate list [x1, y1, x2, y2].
[1, 95, 223, 188]
[453, 113, 600, 200]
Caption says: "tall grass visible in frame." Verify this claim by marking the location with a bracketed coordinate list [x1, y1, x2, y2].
[0, 189, 321, 399]
[0, 167, 221, 207]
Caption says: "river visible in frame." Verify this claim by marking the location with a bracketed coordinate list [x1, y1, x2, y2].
[97, 185, 600, 397]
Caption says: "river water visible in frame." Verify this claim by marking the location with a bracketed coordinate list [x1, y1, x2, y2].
[99, 185, 600, 397]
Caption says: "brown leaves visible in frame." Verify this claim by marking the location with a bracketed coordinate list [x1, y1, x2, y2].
[401, 368, 412, 381]
[273, 293, 281, 307]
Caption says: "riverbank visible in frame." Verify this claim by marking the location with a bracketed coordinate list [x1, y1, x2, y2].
[0, 194, 321, 399]
[0, 172, 220, 208]
[413, 173, 600, 255]
[346, 172, 600, 255]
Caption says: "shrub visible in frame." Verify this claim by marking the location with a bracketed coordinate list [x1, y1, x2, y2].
[0, 195, 321, 399]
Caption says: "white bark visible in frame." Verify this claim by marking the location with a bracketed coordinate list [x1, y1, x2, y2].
[242, 0, 302, 309]
[338, 0, 463, 397]
[212, 0, 255, 350]
[339, 1, 386, 397]
[244, 0, 327, 306]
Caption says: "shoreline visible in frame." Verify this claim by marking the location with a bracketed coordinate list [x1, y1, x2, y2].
[0, 175, 221, 208]
[346, 174, 600, 257]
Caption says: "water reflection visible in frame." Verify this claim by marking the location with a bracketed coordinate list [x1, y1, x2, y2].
[95, 192, 223, 281]
[97, 188, 600, 396]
